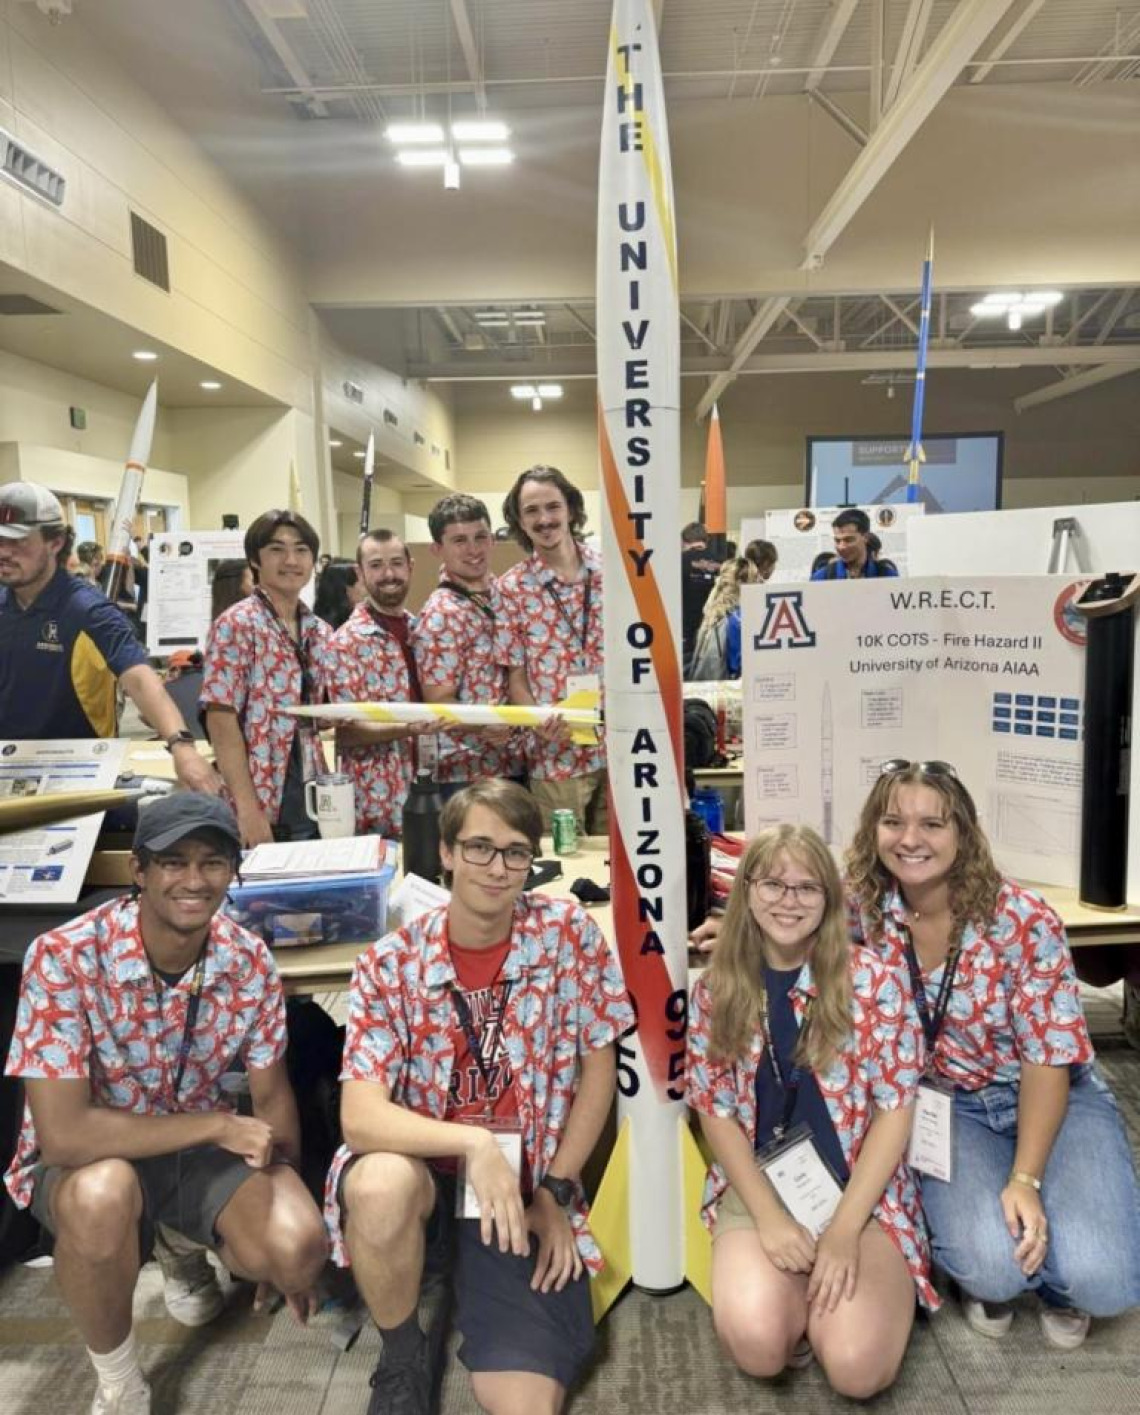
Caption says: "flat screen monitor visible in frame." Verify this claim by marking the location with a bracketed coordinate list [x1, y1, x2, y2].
[806, 432, 1004, 514]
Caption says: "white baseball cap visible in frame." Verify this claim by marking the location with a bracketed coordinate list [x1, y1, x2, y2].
[0, 482, 66, 540]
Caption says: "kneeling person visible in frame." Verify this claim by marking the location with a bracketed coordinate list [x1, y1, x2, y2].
[326, 780, 633, 1415]
[3, 795, 329, 1415]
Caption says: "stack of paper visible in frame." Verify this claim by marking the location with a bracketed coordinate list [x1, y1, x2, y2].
[240, 836, 397, 882]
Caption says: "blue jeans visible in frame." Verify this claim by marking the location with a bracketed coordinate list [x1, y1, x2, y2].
[920, 1066, 1140, 1316]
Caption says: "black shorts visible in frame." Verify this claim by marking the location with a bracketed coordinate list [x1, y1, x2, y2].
[344, 1164, 595, 1389]
[30, 1144, 257, 1262]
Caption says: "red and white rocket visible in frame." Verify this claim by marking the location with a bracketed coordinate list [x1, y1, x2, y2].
[100, 379, 157, 604]
[591, 0, 710, 1312]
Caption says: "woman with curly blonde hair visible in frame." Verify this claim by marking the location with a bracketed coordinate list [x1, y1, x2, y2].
[687, 557, 757, 681]
[847, 761, 1140, 1350]
[687, 824, 934, 1397]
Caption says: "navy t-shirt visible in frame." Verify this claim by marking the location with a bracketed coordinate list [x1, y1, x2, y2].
[754, 965, 849, 1183]
[810, 557, 898, 580]
[0, 567, 148, 738]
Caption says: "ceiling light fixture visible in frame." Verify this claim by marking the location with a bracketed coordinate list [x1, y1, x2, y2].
[385, 122, 445, 144]
[510, 385, 536, 400]
[536, 384, 563, 398]
[969, 290, 1064, 332]
[353, 450, 366, 459]
[512, 308, 546, 325]
[199, 380, 222, 391]
[132, 350, 158, 361]
[328, 439, 343, 448]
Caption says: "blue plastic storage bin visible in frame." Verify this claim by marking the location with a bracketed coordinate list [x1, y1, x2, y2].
[224, 866, 395, 948]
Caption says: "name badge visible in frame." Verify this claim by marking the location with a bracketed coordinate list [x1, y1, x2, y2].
[756, 1123, 844, 1237]
[566, 672, 599, 698]
[907, 1080, 954, 1182]
[456, 1123, 523, 1219]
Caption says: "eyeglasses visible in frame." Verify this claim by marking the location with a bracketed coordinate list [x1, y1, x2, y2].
[879, 759, 958, 779]
[456, 837, 536, 872]
[747, 877, 826, 907]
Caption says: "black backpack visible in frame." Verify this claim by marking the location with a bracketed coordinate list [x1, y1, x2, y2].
[683, 698, 724, 770]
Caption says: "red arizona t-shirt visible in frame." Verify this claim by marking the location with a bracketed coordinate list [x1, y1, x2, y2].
[445, 934, 520, 1128]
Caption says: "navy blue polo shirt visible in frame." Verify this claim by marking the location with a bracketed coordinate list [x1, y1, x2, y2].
[0, 568, 148, 738]
[811, 557, 898, 580]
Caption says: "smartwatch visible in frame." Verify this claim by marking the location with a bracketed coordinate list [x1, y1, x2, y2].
[164, 730, 196, 751]
[538, 1173, 576, 1208]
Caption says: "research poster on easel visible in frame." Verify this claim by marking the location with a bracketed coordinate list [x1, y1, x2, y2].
[740, 575, 1091, 888]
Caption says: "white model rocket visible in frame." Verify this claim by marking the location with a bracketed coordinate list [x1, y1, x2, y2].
[589, 0, 710, 1315]
[100, 379, 156, 603]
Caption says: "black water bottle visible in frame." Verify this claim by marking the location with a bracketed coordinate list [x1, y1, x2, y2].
[402, 735, 443, 882]
[685, 808, 712, 933]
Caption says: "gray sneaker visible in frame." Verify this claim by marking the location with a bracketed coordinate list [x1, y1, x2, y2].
[153, 1228, 225, 1327]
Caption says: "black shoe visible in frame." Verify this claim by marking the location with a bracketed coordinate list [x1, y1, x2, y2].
[366, 1341, 432, 1415]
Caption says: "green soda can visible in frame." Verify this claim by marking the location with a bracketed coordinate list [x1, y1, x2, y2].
[551, 808, 579, 856]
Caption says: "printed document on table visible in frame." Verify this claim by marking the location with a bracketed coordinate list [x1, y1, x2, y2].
[0, 739, 127, 904]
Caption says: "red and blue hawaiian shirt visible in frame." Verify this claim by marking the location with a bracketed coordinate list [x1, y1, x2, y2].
[850, 878, 1094, 1090]
[494, 543, 605, 782]
[686, 947, 938, 1309]
[324, 895, 634, 1270]
[200, 592, 332, 820]
[412, 577, 526, 785]
[4, 897, 287, 1208]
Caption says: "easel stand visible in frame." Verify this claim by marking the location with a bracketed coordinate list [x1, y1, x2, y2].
[1048, 517, 1090, 574]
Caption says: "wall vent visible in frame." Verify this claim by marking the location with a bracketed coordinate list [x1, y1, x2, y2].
[130, 212, 170, 291]
[383, 409, 399, 427]
[341, 380, 364, 404]
[0, 127, 66, 207]
[413, 431, 426, 447]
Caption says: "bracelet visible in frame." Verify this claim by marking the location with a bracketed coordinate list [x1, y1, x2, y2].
[1008, 1170, 1041, 1191]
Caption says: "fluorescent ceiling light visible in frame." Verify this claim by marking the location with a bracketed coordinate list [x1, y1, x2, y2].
[199, 380, 222, 391]
[536, 384, 563, 398]
[971, 289, 1065, 317]
[132, 350, 158, 361]
[510, 385, 537, 399]
[458, 147, 514, 167]
[451, 120, 511, 142]
[353, 450, 367, 459]
[386, 123, 444, 144]
[475, 310, 510, 326]
[396, 148, 449, 167]
[513, 310, 546, 325]
[328, 439, 343, 448]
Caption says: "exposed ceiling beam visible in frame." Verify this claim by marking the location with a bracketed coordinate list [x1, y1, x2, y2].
[970, 0, 1047, 83]
[241, 0, 328, 116]
[869, 0, 885, 130]
[879, 295, 920, 337]
[695, 296, 791, 418]
[1064, 290, 1112, 344]
[803, 0, 860, 92]
[1093, 288, 1135, 346]
[448, 0, 486, 109]
[1014, 362, 1140, 412]
[781, 304, 826, 350]
[884, 0, 934, 109]
[801, 0, 1018, 269]
[807, 88, 867, 146]
[680, 310, 724, 355]
[562, 304, 597, 341]
[433, 306, 464, 346]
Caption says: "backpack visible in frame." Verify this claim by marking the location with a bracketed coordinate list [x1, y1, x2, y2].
[683, 698, 722, 770]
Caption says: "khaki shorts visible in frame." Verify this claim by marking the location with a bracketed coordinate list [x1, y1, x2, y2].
[530, 771, 608, 836]
[712, 1183, 760, 1238]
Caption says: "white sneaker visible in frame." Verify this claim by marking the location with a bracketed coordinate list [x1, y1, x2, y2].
[963, 1297, 1015, 1339]
[153, 1229, 225, 1327]
[91, 1373, 151, 1415]
[787, 1337, 814, 1370]
[1039, 1306, 1091, 1350]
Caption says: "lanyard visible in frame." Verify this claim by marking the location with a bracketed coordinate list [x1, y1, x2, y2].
[903, 935, 963, 1053]
[450, 980, 513, 1114]
[766, 997, 814, 1140]
[151, 947, 209, 1105]
[544, 568, 593, 660]
[365, 604, 423, 700]
[441, 581, 495, 624]
[253, 589, 317, 711]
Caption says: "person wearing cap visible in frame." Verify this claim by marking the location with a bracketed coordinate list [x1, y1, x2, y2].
[3, 794, 328, 1415]
[810, 510, 898, 581]
[0, 482, 218, 796]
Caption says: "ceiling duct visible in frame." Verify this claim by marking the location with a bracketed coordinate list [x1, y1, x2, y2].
[0, 126, 66, 207]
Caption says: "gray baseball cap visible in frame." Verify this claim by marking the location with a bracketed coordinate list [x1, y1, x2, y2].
[0, 482, 66, 539]
[133, 793, 242, 855]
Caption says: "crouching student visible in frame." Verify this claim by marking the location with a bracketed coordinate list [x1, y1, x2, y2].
[324, 780, 633, 1415]
[3, 795, 329, 1415]
[686, 825, 936, 1399]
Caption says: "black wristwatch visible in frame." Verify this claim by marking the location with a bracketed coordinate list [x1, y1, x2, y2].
[538, 1173, 576, 1208]
[164, 730, 196, 751]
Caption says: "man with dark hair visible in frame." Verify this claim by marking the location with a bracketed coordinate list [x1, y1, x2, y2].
[413, 495, 525, 800]
[0, 482, 217, 795]
[681, 520, 707, 546]
[680, 521, 723, 675]
[327, 529, 432, 838]
[325, 779, 633, 1415]
[201, 508, 333, 844]
[4, 794, 328, 1414]
[497, 467, 606, 834]
[811, 509, 898, 581]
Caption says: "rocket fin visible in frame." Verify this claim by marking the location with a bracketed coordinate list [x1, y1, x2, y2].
[682, 1121, 713, 1306]
[587, 1118, 634, 1323]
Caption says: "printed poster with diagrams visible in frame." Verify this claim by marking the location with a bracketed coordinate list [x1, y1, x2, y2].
[147, 529, 247, 656]
[0, 739, 128, 903]
[741, 575, 1095, 889]
[741, 504, 925, 584]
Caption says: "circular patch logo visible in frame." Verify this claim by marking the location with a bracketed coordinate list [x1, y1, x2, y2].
[1053, 583, 1087, 647]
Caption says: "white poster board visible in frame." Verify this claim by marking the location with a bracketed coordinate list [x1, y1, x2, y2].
[147, 530, 246, 656]
[742, 504, 925, 584]
[906, 502, 1140, 578]
[740, 575, 1103, 891]
[0, 739, 127, 903]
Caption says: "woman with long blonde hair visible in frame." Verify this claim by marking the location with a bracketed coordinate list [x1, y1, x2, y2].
[687, 556, 757, 680]
[847, 761, 1140, 1349]
[687, 824, 934, 1398]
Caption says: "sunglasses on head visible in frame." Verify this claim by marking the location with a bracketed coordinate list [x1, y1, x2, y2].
[879, 759, 959, 780]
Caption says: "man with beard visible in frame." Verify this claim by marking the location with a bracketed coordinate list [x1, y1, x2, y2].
[327, 530, 434, 837]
